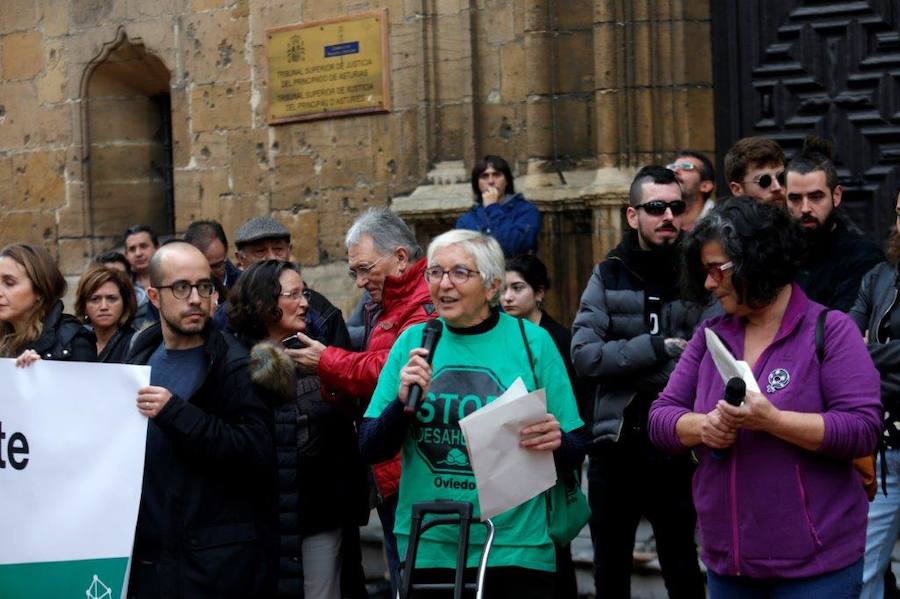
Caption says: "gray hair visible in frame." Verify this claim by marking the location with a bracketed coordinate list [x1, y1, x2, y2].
[427, 230, 505, 293]
[345, 208, 422, 259]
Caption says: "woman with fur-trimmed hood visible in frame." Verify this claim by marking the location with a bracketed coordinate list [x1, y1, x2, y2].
[228, 259, 368, 599]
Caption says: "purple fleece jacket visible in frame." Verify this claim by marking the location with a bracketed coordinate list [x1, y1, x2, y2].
[649, 284, 881, 579]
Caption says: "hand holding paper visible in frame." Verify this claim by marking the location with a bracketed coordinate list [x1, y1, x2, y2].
[704, 328, 760, 393]
[459, 378, 558, 520]
[519, 413, 562, 451]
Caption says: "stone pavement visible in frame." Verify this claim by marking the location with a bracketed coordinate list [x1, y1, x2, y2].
[362, 512, 900, 598]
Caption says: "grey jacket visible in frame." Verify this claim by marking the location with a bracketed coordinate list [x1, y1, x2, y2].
[571, 235, 717, 443]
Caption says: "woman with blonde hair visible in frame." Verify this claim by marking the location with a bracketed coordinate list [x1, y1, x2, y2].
[75, 265, 137, 363]
[0, 243, 95, 363]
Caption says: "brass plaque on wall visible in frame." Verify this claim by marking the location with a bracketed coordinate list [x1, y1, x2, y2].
[266, 10, 391, 124]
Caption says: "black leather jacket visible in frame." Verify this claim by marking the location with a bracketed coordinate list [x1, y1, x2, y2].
[849, 261, 900, 448]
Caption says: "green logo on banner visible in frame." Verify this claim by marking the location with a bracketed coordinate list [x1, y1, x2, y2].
[0, 557, 128, 599]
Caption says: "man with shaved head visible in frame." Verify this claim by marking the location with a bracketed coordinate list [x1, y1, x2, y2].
[126, 242, 275, 598]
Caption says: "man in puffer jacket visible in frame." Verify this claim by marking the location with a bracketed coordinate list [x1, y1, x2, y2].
[571, 165, 715, 599]
[289, 207, 436, 595]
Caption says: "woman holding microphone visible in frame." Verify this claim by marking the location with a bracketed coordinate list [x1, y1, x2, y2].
[360, 230, 585, 598]
[649, 198, 881, 596]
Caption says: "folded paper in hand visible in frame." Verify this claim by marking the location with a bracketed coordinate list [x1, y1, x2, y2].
[458, 377, 557, 520]
[704, 328, 760, 393]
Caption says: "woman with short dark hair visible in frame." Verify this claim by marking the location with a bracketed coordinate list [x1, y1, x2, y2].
[649, 197, 881, 596]
[228, 259, 367, 599]
[0, 243, 95, 364]
[455, 155, 541, 256]
[75, 265, 137, 363]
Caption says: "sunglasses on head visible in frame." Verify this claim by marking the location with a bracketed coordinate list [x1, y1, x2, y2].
[747, 170, 786, 189]
[666, 161, 697, 172]
[635, 199, 687, 216]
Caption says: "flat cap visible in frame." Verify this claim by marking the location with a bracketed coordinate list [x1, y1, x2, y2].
[234, 217, 290, 247]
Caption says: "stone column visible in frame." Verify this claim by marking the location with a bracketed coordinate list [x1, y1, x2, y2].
[588, 0, 714, 258]
[424, 0, 479, 167]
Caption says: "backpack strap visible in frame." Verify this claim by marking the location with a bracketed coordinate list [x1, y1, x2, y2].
[815, 308, 830, 363]
[517, 317, 538, 388]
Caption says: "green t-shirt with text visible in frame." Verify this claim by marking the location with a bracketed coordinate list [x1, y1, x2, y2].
[365, 312, 583, 572]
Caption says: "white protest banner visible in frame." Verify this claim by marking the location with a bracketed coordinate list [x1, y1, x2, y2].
[0, 358, 150, 599]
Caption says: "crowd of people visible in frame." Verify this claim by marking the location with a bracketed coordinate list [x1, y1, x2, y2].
[0, 141, 897, 598]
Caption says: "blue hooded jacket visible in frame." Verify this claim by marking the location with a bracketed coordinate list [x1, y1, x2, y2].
[455, 192, 541, 256]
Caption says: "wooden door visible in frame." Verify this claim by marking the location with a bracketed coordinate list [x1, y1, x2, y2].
[712, 0, 900, 240]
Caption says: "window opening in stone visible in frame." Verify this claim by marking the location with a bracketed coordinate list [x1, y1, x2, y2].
[85, 39, 173, 250]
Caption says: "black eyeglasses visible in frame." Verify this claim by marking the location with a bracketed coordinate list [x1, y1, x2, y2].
[424, 265, 481, 284]
[745, 170, 786, 190]
[156, 280, 216, 299]
[635, 199, 687, 216]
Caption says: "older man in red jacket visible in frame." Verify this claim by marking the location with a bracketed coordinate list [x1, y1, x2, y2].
[291, 207, 435, 593]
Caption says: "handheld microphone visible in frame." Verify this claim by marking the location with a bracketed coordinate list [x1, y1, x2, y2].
[405, 319, 443, 413]
[711, 377, 746, 460]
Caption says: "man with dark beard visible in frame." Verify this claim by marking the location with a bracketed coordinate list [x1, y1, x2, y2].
[126, 243, 276, 598]
[572, 165, 710, 599]
[786, 137, 883, 312]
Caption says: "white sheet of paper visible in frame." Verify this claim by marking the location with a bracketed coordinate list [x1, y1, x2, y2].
[704, 328, 760, 393]
[459, 377, 557, 520]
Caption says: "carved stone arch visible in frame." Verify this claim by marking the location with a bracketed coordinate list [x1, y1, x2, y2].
[79, 27, 174, 253]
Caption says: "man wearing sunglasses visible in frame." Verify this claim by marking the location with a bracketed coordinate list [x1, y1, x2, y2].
[125, 242, 276, 598]
[667, 150, 716, 230]
[725, 136, 787, 207]
[572, 165, 711, 598]
[786, 137, 883, 311]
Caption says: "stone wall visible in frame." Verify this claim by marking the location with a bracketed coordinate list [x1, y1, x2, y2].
[0, 0, 715, 317]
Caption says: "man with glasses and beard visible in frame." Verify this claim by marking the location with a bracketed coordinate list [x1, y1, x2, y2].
[725, 136, 787, 207]
[126, 242, 275, 598]
[786, 136, 883, 312]
[572, 166, 711, 599]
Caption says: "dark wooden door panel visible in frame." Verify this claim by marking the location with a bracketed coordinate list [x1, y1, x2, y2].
[712, 0, 900, 241]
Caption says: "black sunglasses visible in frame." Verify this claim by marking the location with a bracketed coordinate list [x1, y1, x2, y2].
[635, 199, 687, 216]
[746, 170, 786, 189]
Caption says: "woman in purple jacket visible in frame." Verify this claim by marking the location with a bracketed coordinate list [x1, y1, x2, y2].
[649, 197, 881, 597]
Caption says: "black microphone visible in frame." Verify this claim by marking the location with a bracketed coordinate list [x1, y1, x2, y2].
[405, 319, 443, 413]
[711, 377, 746, 460]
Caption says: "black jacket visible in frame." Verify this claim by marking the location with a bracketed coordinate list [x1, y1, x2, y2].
[96, 321, 136, 363]
[247, 343, 368, 598]
[29, 300, 96, 362]
[126, 323, 276, 598]
[571, 231, 718, 444]
[798, 215, 884, 312]
[539, 312, 591, 423]
[849, 261, 900, 448]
